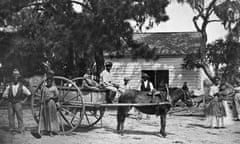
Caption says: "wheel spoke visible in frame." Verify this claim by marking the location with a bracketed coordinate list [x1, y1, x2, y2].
[84, 112, 91, 125]
[61, 107, 80, 120]
[62, 95, 79, 105]
[59, 111, 74, 128]
[32, 76, 85, 134]
[58, 112, 65, 132]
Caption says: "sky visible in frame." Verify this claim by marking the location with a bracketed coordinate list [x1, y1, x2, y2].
[143, 1, 228, 43]
[73, 1, 228, 43]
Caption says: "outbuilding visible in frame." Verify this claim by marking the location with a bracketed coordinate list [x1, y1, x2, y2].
[108, 32, 207, 92]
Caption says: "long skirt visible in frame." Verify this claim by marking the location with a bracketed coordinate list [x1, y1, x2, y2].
[40, 99, 59, 132]
[205, 97, 226, 117]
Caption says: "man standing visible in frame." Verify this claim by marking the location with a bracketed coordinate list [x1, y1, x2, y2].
[140, 73, 154, 92]
[1, 69, 31, 133]
[119, 77, 131, 93]
[139, 73, 154, 119]
[233, 82, 240, 120]
[100, 61, 119, 103]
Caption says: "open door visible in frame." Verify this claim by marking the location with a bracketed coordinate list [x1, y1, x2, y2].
[142, 70, 169, 90]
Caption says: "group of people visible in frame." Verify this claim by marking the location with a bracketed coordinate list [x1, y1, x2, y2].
[204, 76, 240, 128]
[0, 68, 60, 137]
[0, 61, 192, 136]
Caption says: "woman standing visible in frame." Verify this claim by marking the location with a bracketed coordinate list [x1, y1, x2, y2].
[205, 77, 225, 128]
[40, 77, 59, 136]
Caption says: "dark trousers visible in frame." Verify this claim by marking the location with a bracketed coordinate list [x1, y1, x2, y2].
[8, 102, 24, 131]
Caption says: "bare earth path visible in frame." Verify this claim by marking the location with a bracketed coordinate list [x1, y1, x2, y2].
[0, 107, 240, 144]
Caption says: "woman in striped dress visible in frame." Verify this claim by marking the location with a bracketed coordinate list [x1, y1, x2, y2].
[40, 77, 59, 136]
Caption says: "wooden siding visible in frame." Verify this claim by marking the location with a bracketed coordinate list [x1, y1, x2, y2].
[109, 57, 202, 91]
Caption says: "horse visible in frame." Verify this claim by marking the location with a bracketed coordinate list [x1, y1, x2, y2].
[116, 87, 192, 137]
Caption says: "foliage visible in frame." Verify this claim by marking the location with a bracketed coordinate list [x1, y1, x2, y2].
[207, 39, 240, 82]
[179, 0, 240, 82]
[0, 0, 170, 78]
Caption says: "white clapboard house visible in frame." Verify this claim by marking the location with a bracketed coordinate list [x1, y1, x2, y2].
[107, 32, 208, 93]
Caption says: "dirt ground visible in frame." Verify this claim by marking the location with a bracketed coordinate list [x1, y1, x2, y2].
[0, 106, 240, 144]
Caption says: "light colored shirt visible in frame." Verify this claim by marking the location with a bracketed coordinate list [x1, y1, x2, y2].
[83, 73, 96, 80]
[138, 80, 154, 91]
[100, 70, 113, 86]
[2, 83, 31, 98]
[209, 85, 219, 97]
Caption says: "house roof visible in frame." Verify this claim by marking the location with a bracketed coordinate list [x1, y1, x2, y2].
[133, 32, 202, 56]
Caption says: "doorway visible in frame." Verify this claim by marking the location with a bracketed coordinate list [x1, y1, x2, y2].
[141, 70, 169, 90]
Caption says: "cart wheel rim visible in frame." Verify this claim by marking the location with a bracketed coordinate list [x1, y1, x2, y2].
[31, 76, 85, 135]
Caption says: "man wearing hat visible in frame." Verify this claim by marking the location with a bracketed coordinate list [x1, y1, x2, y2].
[140, 73, 154, 92]
[100, 61, 119, 102]
[138, 73, 154, 119]
[1, 69, 31, 133]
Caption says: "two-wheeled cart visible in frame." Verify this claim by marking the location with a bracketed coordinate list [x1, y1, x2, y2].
[31, 76, 170, 135]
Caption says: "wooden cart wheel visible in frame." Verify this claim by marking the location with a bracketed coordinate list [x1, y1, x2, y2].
[72, 77, 105, 128]
[31, 76, 85, 134]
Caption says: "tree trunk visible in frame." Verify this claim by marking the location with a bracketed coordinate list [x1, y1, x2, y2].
[94, 46, 104, 82]
[67, 46, 74, 76]
[199, 62, 215, 82]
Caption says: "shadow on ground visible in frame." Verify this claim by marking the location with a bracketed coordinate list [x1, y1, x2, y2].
[187, 123, 212, 129]
[102, 126, 175, 138]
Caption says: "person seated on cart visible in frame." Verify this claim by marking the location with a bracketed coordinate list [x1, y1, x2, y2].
[82, 68, 104, 91]
[100, 61, 120, 103]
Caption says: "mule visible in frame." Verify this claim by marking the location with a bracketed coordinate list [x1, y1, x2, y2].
[116, 87, 192, 137]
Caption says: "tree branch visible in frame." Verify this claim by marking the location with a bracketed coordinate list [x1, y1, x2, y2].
[193, 15, 201, 32]
[208, 19, 222, 23]
[70, 0, 93, 12]
[205, 0, 217, 19]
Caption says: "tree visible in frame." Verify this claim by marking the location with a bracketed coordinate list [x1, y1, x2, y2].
[178, 0, 240, 82]
[0, 0, 170, 78]
[206, 39, 240, 82]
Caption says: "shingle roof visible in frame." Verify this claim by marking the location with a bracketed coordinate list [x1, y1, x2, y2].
[133, 32, 201, 55]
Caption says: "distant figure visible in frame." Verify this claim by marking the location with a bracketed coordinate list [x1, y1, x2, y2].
[0, 69, 31, 134]
[233, 82, 240, 120]
[205, 77, 225, 128]
[182, 82, 189, 91]
[119, 77, 131, 93]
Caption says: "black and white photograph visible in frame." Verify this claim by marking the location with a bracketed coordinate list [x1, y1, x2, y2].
[0, 0, 240, 144]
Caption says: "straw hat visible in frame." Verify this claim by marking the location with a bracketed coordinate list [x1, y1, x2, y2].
[142, 73, 150, 79]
